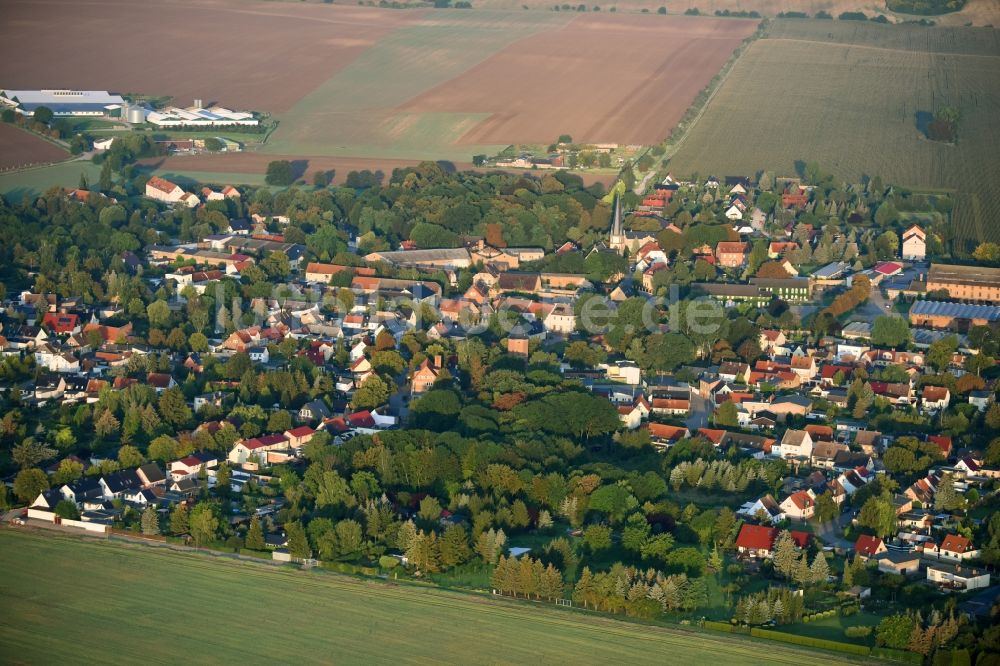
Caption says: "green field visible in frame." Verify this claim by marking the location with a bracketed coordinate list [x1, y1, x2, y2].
[0, 529, 865, 665]
[263, 11, 568, 162]
[0, 161, 102, 199]
[667, 20, 1000, 250]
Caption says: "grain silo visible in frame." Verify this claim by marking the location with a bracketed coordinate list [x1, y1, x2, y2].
[126, 105, 146, 124]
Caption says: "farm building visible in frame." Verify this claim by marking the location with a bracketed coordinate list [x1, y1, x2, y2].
[364, 248, 471, 270]
[145, 176, 198, 208]
[146, 105, 258, 127]
[0, 89, 125, 116]
[925, 263, 1000, 303]
[908, 300, 1000, 330]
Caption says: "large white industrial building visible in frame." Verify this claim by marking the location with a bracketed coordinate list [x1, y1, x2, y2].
[145, 105, 258, 128]
[0, 89, 126, 117]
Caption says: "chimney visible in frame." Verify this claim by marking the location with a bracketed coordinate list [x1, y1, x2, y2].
[193, 98, 203, 109]
[434, 355, 442, 369]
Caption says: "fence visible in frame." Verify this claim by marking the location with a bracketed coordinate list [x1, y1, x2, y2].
[26, 508, 55, 522]
[59, 519, 109, 534]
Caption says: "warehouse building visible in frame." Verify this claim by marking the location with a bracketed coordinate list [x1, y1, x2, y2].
[0, 89, 125, 117]
[908, 300, 1000, 330]
[926, 263, 1000, 303]
[146, 105, 258, 127]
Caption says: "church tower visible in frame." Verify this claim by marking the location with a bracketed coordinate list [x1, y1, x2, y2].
[609, 194, 625, 254]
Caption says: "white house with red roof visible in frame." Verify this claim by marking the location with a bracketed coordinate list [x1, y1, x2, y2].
[146, 175, 198, 207]
[902, 225, 926, 261]
[169, 452, 219, 480]
[228, 434, 290, 466]
[779, 489, 816, 520]
[854, 534, 887, 560]
[934, 534, 979, 562]
[735, 524, 779, 558]
[283, 426, 316, 449]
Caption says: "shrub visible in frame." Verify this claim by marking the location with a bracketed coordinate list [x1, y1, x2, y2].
[703, 621, 732, 633]
[750, 629, 871, 656]
[845, 626, 873, 638]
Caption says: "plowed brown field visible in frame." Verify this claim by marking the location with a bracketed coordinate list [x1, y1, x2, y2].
[402, 14, 757, 145]
[0, 0, 422, 113]
[0, 124, 68, 171]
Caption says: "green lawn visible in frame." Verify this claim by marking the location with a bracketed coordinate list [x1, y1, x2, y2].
[0, 160, 101, 198]
[778, 612, 882, 647]
[0, 529, 866, 665]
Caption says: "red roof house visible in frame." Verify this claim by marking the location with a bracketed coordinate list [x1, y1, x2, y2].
[855, 534, 887, 559]
[735, 524, 779, 557]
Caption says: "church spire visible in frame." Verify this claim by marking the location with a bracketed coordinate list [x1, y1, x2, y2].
[609, 193, 625, 253]
[611, 194, 623, 238]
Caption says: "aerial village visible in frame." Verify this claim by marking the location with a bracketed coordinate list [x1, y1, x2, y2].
[2, 158, 999, 659]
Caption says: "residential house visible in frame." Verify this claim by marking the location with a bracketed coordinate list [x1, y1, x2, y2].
[936, 535, 979, 562]
[780, 490, 816, 520]
[136, 463, 166, 487]
[778, 429, 814, 461]
[811, 441, 849, 469]
[605, 361, 642, 386]
[99, 469, 143, 500]
[718, 362, 751, 384]
[146, 176, 198, 207]
[544, 303, 576, 335]
[299, 399, 332, 423]
[855, 535, 888, 560]
[876, 552, 921, 576]
[716, 242, 749, 268]
[968, 390, 994, 412]
[926, 563, 989, 591]
[647, 423, 689, 450]
[170, 452, 219, 480]
[737, 494, 784, 523]
[902, 225, 926, 261]
[921, 386, 950, 413]
[228, 434, 290, 466]
[735, 524, 779, 558]
[146, 372, 176, 393]
[283, 426, 316, 449]
[411, 357, 442, 395]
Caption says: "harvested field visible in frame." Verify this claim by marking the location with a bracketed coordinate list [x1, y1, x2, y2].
[0, 124, 68, 171]
[0, 529, 861, 665]
[401, 15, 758, 146]
[667, 20, 1000, 249]
[465, 0, 1000, 26]
[0, 0, 422, 113]
[2, 0, 757, 167]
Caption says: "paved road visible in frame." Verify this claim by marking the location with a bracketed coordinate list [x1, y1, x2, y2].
[685, 391, 710, 431]
[854, 285, 892, 323]
[389, 371, 410, 425]
[633, 169, 656, 196]
[813, 509, 855, 551]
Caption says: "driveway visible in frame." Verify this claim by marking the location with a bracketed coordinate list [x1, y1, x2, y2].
[813, 508, 855, 551]
[685, 392, 710, 431]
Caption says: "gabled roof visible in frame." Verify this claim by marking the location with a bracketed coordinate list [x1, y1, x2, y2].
[147, 175, 180, 195]
[855, 534, 884, 557]
[735, 524, 778, 551]
[940, 534, 973, 554]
